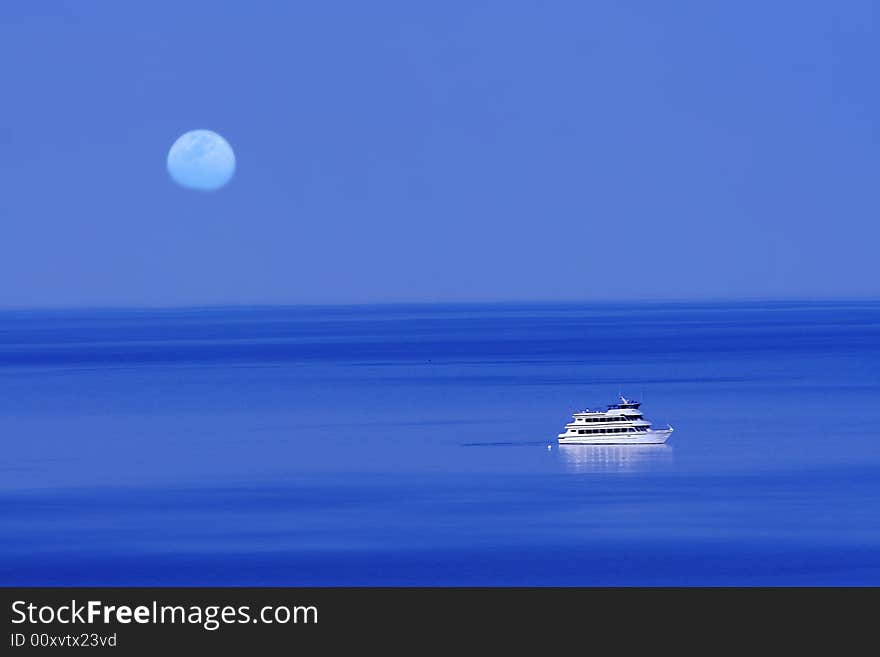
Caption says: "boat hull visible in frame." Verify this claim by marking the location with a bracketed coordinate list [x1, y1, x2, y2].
[557, 428, 673, 445]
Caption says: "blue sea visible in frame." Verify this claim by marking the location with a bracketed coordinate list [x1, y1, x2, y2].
[2, 301, 879, 586]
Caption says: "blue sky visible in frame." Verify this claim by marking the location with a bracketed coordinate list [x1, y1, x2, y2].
[0, 1, 876, 307]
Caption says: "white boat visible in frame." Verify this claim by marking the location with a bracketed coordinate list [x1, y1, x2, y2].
[557, 396, 673, 445]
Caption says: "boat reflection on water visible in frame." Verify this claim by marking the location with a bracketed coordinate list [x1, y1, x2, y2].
[558, 444, 674, 474]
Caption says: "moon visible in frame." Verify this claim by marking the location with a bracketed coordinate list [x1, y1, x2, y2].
[167, 129, 236, 191]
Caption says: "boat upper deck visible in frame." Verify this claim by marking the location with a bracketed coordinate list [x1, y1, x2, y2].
[573, 396, 643, 416]
[607, 396, 641, 410]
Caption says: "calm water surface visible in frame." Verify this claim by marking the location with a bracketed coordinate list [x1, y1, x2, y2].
[1, 302, 879, 585]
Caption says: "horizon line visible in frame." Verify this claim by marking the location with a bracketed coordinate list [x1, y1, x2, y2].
[0, 295, 878, 314]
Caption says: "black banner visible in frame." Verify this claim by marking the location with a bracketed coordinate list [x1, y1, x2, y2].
[1, 587, 872, 651]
